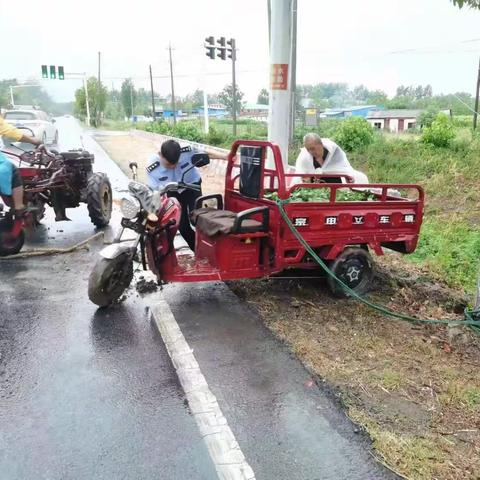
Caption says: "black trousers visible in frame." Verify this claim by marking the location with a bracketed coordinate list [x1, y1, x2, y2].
[168, 186, 202, 251]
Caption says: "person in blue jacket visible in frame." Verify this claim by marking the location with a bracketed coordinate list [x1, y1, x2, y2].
[146, 139, 204, 251]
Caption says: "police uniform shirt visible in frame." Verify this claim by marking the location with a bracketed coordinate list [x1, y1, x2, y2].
[146, 146, 202, 191]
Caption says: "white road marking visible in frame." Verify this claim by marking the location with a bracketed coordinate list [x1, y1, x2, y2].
[149, 297, 256, 480]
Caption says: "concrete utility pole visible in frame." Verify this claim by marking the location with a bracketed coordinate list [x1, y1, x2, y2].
[66, 72, 90, 126]
[474, 56, 480, 130]
[83, 76, 91, 127]
[267, 0, 293, 168]
[98, 51, 101, 84]
[149, 65, 156, 121]
[168, 43, 177, 126]
[129, 82, 134, 119]
[289, 0, 297, 142]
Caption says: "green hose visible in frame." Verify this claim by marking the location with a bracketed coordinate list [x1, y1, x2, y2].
[276, 199, 480, 332]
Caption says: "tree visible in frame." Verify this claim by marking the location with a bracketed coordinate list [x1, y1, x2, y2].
[450, 0, 480, 7]
[120, 78, 137, 118]
[218, 84, 245, 115]
[74, 77, 107, 127]
[257, 88, 269, 105]
[334, 117, 374, 152]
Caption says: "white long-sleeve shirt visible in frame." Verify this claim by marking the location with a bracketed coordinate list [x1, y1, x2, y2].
[294, 138, 368, 184]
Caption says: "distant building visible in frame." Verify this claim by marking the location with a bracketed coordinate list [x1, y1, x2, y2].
[366, 109, 424, 132]
[197, 104, 228, 117]
[241, 103, 269, 119]
[320, 105, 378, 119]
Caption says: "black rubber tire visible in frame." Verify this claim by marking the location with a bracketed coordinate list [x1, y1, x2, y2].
[86, 172, 112, 227]
[88, 253, 133, 307]
[0, 229, 25, 256]
[327, 247, 374, 298]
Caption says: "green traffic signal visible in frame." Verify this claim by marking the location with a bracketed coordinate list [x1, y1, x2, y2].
[41, 65, 48, 79]
[58, 66, 64, 80]
[49, 65, 56, 79]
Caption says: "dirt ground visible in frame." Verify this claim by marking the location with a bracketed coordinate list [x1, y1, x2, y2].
[97, 131, 480, 480]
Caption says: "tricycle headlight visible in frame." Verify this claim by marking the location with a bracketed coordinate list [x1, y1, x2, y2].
[120, 196, 141, 219]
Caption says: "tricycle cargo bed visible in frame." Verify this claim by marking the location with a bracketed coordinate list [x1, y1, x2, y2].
[222, 141, 424, 267]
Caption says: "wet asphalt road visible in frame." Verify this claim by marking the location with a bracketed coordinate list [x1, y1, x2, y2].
[1, 119, 396, 479]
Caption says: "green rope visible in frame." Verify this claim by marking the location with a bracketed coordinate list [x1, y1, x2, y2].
[276, 199, 480, 332]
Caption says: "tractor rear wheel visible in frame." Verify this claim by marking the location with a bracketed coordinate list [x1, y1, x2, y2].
[87, 173, 112, 227]
[327, 247, 374, 298]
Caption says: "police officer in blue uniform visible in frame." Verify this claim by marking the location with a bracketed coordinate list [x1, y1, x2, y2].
[146, 139, 203, 251]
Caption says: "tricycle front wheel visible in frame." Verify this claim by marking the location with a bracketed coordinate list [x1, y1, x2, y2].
[327, 247, 373, 298]
[88, 253, 133, 307]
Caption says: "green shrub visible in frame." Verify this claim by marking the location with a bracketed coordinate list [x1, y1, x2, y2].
[421, 113, 455, 148]
[418, 108, 439, 129]
[334, 117, 374, 152]
[206, 125, 233, 147]
[172, 121, 204, 142]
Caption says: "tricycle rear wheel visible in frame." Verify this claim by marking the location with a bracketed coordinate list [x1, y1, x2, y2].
[327, 247, 373, 298]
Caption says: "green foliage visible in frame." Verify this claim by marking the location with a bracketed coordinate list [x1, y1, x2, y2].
[334, 117, 374, 151]
[206, 124, 233, 146]
[450, 0, 480, 8]
[120, 79, 136, 118]
[173, 121, 204, 142]
[264, 188, 375, 202]
[418, 108, 439, 129]
[257, 88, 269, 105]
[74, 77, 107, 127]
[421, 113, 455, 147]
[218, 84, 245, 115]
[410, 217, 480, 290]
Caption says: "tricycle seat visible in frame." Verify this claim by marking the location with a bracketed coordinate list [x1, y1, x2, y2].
[191, 208, 264, 236]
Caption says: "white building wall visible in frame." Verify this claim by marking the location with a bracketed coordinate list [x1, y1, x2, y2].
[367, 119, 384, 130]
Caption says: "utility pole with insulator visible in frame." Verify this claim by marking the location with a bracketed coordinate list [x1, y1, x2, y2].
[474, 56, 480, 130]
[268, 0, 293, 168]
[168, 43, 177, 126]
[149, 65, 156, 121]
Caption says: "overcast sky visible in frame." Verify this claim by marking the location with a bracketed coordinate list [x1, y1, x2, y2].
[1, 0, 479, 103]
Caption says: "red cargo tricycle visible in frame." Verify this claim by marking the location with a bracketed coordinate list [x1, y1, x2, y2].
[88, 140, 424, 307]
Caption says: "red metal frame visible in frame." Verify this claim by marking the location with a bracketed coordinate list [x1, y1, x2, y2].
[145, 140, 425, 284]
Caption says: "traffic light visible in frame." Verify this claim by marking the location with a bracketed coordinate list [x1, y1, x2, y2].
[205, 36, 215, 60]
[227, 38, 236, 61]
[58, 66, 64, 80]
[49, 65, 56, 79]
[41, 65, 48, 79]
[217, 37, 226, 60]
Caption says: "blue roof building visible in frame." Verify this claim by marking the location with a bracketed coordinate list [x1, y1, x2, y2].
[321, 105, 378, 119]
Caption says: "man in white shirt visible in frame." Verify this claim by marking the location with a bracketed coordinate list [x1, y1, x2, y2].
[295, 133, 368, 183]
